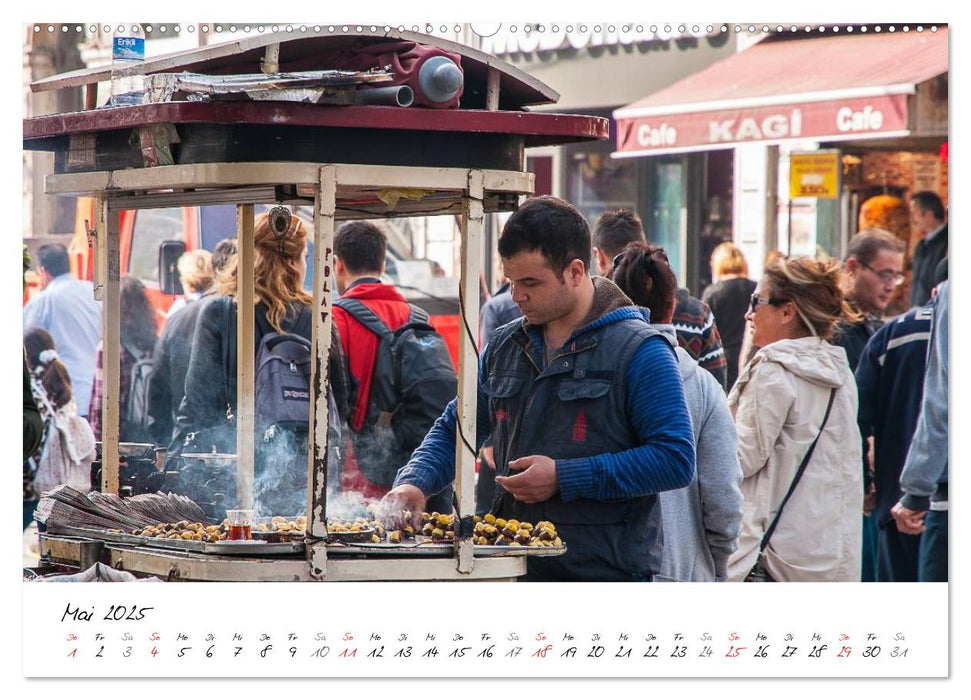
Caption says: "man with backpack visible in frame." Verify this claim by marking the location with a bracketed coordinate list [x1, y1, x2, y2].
[332, 221, 457, 502]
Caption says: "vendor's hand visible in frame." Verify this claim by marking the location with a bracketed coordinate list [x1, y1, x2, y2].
[891, 501, 926, 535]
[481, 445, 496, 471]
[377, 484, 426, 530]
[863, 483, 876, 516]
[495, 455, 559, 504]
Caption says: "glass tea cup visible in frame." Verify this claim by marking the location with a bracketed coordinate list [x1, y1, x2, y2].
[225, 509, 254, 541]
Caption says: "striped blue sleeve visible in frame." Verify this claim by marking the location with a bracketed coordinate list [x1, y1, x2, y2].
[556, 335, 696, 500]
[393, 352, 493, 497]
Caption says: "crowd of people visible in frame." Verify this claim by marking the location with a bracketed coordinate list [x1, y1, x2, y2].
[22, 191, 948, 583]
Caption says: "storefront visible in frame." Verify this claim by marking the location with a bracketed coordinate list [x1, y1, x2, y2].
[612, 25, 948, 299]
[481, 24, 738, 293]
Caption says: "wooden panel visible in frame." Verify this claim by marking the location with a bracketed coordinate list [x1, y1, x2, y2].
[308, 166, 336, 542]
[335, 164, 467, 190]
[100, 204, 121, 495]
[25, 102, 608, 146]
[236, 204, 256, 509]
[454, 170, 484, 521]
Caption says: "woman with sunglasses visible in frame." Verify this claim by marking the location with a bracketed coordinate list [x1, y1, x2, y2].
[726, 256, 864, 582]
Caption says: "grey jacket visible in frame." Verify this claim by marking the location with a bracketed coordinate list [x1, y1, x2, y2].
[654, 323, 744, 582]
[900, 281, 948, 510]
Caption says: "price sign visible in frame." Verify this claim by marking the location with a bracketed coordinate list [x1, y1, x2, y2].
[790, 151, 840, 199]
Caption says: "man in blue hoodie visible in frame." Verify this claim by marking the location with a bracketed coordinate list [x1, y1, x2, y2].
[380, 196, 696, 581]
[892, 281, 948, 582]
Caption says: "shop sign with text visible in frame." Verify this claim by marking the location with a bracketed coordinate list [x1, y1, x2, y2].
[789, 151, 840, 199]
[616, 93, 909, 155]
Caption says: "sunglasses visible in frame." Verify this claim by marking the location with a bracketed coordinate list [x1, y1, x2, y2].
[749, 293, 787, 313]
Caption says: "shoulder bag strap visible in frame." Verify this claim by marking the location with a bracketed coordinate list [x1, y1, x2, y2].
[334, 297, 392, 338]
[222, 296, 236, 412]
[408, 303, 430, 325]
[758, 387, 838, 554]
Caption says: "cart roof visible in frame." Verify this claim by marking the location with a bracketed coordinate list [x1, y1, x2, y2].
[25, 28, 607, 155]
[31, 27, 558, 110]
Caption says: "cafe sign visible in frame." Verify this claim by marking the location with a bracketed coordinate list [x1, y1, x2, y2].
[614, 93, 909, 157]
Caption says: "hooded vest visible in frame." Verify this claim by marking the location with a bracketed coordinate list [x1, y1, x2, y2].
[484, 314, 671, 581]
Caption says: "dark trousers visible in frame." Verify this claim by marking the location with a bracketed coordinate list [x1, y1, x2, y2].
[861, 513, 879, 582]
[876, 523, 921, 582]
[918, 509, 948, 582]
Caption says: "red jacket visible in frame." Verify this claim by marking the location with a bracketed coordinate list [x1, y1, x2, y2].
[333, 280, 412, 497]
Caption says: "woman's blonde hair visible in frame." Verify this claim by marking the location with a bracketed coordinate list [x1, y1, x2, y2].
[177, 249, 213, 294]
[763, 256, 860, 341]
[710, 242, 749, 277]
[217, 211, 313, 333]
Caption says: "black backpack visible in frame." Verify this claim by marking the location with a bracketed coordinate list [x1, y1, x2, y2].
[121, 339, 154, 444]
[334, 298, 457, 488]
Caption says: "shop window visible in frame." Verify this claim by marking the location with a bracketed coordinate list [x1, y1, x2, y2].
[566, 149, 638, 225]
[650, 160, 685, 280]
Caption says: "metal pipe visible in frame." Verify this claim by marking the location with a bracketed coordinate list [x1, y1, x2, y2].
[354, 85, 414, 108]
[261, 43, 280, 75]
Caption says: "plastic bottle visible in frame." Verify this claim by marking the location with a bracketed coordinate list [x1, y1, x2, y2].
[110, 24, 147, 107]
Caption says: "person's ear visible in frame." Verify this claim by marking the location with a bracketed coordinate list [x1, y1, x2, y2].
[334, 255, 345, 276]
[844, 258, 860, 276]
[780, 301, 798, 326]
[569, 259, 586, 286]
[592, 247, 608, 276]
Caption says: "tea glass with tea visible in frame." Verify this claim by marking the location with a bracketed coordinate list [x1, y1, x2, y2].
[225, 509, 254, 541]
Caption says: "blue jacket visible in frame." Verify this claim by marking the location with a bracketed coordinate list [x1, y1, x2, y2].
[395, 307, 695, 503]
[855, 302, 934, 526]
[900, 282, 948, 510]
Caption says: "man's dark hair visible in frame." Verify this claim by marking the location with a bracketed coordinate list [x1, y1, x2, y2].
[497, 196, 591, 274]
[845, 228, 904, 266]
[211, 237, 237, 274]
[911, 191, 945, 221]
[592, 209, 646, 258]
[334, 221, 387, 274]
[37, 244, 70, 278]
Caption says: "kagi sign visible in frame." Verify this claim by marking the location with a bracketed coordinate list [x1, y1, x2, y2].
[614, 94, 909, 156]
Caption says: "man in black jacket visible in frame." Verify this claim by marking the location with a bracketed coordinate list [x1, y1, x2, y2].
[908, 191, 947, 308]
[834, 228, 905, 583]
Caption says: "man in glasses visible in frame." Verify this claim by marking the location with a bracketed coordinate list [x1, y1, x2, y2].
[834, 228, 906, 583]
[835, 229, 906, 372]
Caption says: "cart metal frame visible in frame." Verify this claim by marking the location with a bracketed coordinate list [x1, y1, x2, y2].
[43, 161, 533, 580]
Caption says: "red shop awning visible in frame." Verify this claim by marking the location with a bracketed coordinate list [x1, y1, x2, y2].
[613, 27, 948, 157]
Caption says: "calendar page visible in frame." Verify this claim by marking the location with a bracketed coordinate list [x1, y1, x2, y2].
[12, 4, 959, 696]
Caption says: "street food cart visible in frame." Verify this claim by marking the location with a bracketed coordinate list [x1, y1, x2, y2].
[24, 28, 607, 581]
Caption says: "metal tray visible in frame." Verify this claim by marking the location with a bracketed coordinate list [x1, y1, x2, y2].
[158, 538, 305, 556]
[44, 524, 304, 556]
[329, 539, 567, 558]
[46, 524, 149, 546]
